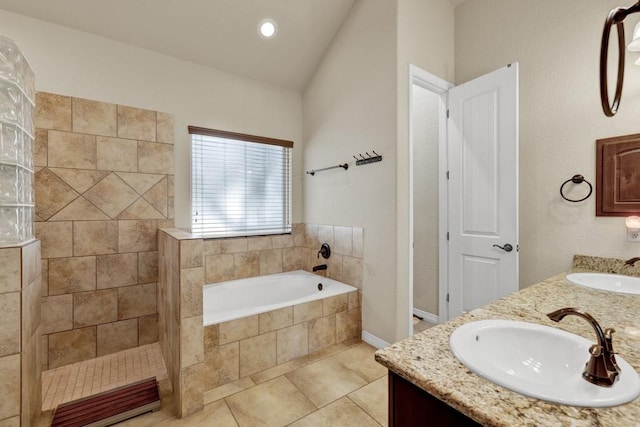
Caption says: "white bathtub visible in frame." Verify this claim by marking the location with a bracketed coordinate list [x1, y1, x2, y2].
[203, 270, 357, 326]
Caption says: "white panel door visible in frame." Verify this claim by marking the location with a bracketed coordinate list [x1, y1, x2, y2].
[447, 64, 518, 319]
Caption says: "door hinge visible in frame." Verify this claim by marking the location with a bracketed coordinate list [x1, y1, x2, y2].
[446, 232, 449, 241]
[446, 293, 450, 303]
[446, 170, 449, 180]
[446, 109, 450, 119]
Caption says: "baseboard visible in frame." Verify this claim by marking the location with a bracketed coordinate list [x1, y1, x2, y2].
[361, 330, 390, 349]
[413, 308, 439, 324]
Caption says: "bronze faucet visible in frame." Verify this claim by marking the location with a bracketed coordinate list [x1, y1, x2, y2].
[547, 308, 620, 387]
[624, 257, 640, 266]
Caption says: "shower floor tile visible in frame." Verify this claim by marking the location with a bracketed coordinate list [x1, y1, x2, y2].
[41, 342, 168, 412]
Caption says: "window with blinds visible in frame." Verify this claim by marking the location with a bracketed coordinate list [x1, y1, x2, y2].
[189, 126, 292, 238]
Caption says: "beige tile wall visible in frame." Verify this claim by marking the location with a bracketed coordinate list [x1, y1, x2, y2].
[22, 241, 43, 426]
[204, 290, 361, 391]
[35, 92, 174, 370]
[0, 240, 42, 426]
[158, 229, 205, 418]
[203, 223, 364, 288]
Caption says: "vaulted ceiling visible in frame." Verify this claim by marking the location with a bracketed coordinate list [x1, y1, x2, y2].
[0, 0, 355, 91]
[0, 0, 469, 91]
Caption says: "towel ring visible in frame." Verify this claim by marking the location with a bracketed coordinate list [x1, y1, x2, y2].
[560, 175, 593, 203]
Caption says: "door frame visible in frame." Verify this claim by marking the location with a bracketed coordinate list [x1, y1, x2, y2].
[408, 64, 453, 336]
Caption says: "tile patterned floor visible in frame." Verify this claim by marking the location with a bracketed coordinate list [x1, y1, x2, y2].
[41, 342, 168, 412]
[39, 340, 387, 426]
[121, 340, 387, 426]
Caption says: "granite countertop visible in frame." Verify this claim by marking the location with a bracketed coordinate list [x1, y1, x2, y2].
[375, 256, 640, 426]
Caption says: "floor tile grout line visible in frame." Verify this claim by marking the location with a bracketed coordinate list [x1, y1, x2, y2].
[203, 377, 256, 405]
[282, 346, 362, 411]
[224, 342, 362, 425]
[221, 398, 242, 427]
[41, 371, 55, 404]
[283, 371, 323, 411]
[248, 342, 353, 386]
[219, 341, 369, 410]
[345, 394, 384, 426]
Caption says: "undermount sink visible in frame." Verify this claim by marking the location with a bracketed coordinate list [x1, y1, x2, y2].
[449, 320, 640, 407]
[566, 272, 640, 295]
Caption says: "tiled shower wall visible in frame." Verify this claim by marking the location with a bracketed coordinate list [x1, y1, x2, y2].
[0, 240, 42, 426]
[158, 229, 202, 418]
[34, 92, 174, 370]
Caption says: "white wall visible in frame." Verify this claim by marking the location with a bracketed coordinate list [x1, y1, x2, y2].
[303, 0, 454, 344]
[396, 0, 454, 338]
[303, 0, 398, 344]
[456, 0, 640, 287]
[0, 9, 303, 227]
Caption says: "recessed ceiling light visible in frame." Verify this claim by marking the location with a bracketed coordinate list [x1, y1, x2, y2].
[258, 18, 277, 39]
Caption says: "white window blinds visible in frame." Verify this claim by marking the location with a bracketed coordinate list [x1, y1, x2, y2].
[189, 126, 292, 237]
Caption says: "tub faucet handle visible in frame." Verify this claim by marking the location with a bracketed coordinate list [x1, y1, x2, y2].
[317, 243, 331, 259]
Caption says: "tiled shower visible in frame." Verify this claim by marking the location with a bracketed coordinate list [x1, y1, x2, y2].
[35, 92, 175, 370]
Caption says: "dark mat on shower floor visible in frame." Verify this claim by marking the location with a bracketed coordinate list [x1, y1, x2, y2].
[51, 377, 160, 427]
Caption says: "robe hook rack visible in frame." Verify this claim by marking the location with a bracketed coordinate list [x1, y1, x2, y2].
[353, 151, 383, 166]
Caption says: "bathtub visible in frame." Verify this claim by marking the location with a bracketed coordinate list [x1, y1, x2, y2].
[202, 270, 362, 390]
[203, 270, 357, 326]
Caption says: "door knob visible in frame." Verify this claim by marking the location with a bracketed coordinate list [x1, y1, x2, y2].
[493, 243, 513, 252]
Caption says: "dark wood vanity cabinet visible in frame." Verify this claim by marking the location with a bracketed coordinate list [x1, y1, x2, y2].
[388, 372, 481, 427]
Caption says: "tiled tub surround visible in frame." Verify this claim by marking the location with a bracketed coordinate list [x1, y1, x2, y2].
[158, 224, 364, 418]
[203, 223, 364, 287]
[34, 92, 174, 370]
[0, 240, 42, 426]
[375, 255, 640, 426]
[203, 273, 361, 391]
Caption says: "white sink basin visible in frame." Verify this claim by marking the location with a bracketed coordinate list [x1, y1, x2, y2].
[566, 273, 640, 295]
[449, 320, 640, 407]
